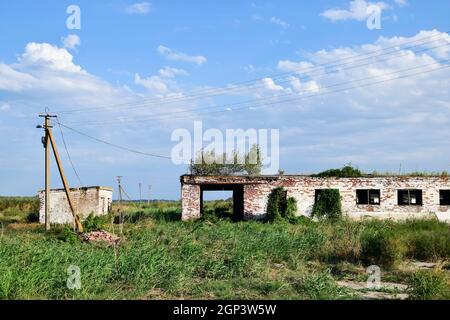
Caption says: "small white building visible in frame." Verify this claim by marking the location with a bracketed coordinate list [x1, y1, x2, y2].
[38, 186, 113, 225]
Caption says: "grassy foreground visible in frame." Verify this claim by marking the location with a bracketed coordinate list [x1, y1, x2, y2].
[0, 200, 449, 300]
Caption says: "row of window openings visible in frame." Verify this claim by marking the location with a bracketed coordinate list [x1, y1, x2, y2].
[315, 189, 450, 206]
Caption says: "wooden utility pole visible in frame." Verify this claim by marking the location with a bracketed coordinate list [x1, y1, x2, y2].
[139, 182, 142, 204]
[116, 176, 123, 203]
[116, 176, 123, 234]
[42, 115, 53, 230]
[38, 114, 83, 233]
[148, 184, 152, 205]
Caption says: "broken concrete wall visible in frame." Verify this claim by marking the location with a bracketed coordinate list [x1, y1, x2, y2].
[181, 175, 450, 222]
[38, 186, 113, 225]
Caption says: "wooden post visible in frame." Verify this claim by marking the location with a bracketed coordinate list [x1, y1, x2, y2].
[44, 116, 50, 230]
[47, 128, 84, 233]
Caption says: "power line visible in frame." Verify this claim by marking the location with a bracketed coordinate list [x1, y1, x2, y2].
[66, 59, 450, 126]
[53, 62, 450, 161]
[54, 33, 448, 115]
[62, 40, 449, 118]
[57, 122, 188, 161]
[55, 117, 84, 186]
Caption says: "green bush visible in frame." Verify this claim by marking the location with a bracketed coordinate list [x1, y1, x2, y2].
[360, 225, 405, 268]
[83, 214, 104, 232]
[266, 187, 298, 222]
[408, 270, 449, 300]
[312, 189, 342, 220]
[26, 212, 39, 223]
[314, 165, 363, 178]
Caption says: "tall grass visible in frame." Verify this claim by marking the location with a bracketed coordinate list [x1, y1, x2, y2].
[0, 197, 39, 224]
[0, 201, 448, 299]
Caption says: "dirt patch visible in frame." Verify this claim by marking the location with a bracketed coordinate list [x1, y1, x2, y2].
[337, 280, 409, 300]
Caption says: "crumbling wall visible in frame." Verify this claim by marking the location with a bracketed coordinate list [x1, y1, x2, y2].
[39, 187, 113, 225]
[181, 184, 201, 221]
[181, 175, 450, 222]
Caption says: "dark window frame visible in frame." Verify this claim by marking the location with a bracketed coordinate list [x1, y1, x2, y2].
[356, 189, 381, 205]
[397, 189, 423, 206]
[440, 190, 450, 206]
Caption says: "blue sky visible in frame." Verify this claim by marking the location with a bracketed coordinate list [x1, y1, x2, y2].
[0, 1, 449, 199]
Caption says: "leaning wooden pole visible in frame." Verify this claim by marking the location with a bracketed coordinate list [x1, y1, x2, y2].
[47, 128, 84, 233]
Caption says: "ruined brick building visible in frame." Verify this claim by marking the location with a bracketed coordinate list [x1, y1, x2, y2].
[39, 186, 113, 224]
[181, 175, 450, 222]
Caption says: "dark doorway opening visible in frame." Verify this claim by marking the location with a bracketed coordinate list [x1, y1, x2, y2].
[200, 184, 244, 221]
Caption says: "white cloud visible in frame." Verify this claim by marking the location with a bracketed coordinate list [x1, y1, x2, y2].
[18, 42, 83, 73]
[278, 60, 315, 74]
[135, 74, 169, 94]
[158, 66, 189, 78]
[394, 0, 407, 7]
[0, 102, 10, 111]
[288, 76, 320, 94]
[157, 45, 207, 65]
[62, 34, 81, 50]
[269, 16, 289, 29]
[261, 77, 285, 91]
[134, 65, 189, 95]
[125, 2, 151, 15]
[321, 0, 391, 22]
[271, 30, 450, 171]
[0, 42, 134, 109]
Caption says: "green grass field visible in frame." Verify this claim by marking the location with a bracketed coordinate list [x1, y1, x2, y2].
[0, 198, 449, 300]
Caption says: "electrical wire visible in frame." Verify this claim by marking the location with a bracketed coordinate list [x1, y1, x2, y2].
[54, 62, 450, 162]
[57, 122, 189, 161]
[54, 33, 449, 115]
[60, 41, 450, 117]
[65, 59, 450, 126]
[55, 117, 84, 186]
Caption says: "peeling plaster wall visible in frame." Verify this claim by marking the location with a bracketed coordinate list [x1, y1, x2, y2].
[38, 187, 113, 225]
[181, 183, 201, 221]
[181, 175, 450, 222]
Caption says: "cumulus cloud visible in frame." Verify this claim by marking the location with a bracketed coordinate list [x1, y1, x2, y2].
[157, 45, 207, 65]
[18, 42, 83, 73]
[62, 34, 81, 50]
[321, 0, 391, 22]
[125, 2, 151, 15]
[261, 77, 285, 91]
[135, 66, 189, 95]
[135, 74, 169, 94]
[270, 30, 450, 171]
[0, 42, 134, 109]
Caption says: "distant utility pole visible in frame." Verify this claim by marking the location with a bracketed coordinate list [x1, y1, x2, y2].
[116, 176, 123, 204]
[148, 185, 152, 205]
[116, 176, 124, 234]
[139, 182, 142, 204]
[37, 113, 83, 233]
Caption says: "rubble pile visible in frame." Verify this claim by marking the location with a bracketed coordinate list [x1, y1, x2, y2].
[81, 230, 120, 246]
